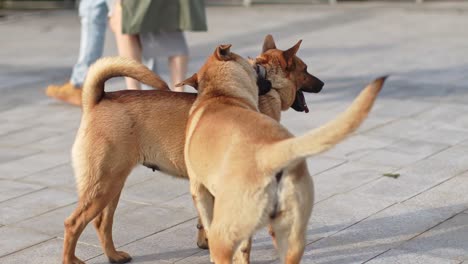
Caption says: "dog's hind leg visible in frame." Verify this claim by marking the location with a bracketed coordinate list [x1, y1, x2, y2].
[93, 190, 132, 263]
[63, 170, 130, 264]
[196, 217, 209, 249]
[271, 218, 306, 264]
[232, 238, 252, 264]
[208, 194, 259, 264]
[271, 171, 313, 264]
[190, 182, 215, 259]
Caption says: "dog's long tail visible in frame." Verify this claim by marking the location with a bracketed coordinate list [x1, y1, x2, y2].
[82, 56, 170, 109]
[260, 76, 387, 173]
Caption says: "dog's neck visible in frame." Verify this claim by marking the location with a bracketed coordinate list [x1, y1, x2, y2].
[258, 90, 282, 121]
[253, 61, 295, 121]
[197, 65, 259, 112]
[265, 67, 296, 111]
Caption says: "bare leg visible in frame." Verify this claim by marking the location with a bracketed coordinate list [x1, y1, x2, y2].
[169, 55, 188, 92]
[109, 0, 142, 90]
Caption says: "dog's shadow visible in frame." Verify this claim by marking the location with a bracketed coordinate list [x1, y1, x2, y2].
[90, 248, 202, 264]
[252, 204, 467, 264]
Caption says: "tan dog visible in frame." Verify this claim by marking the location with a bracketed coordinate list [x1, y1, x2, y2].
[183, 45, 386, 263]
[62, 36, 324, 264]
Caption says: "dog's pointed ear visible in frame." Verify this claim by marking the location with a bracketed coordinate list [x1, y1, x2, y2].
[175, 73, 198, 90]
[215, 44, 233, 61]
[283, 39, 302, 67]
[262, 34, 277, 53]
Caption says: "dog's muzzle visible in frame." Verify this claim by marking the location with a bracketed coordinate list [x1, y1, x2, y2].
[291, 90, 309, 113]
[291, 75, 324, 113]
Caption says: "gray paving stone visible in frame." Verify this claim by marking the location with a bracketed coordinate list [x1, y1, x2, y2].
[77, 205, 196, 248]
[0, 188, 76, 225]
[174, 228, 281, 264]
[412, 103, 468, 131]
[398, 213, 468, 262]
[356, 115, 396, 134]
[0, 104, 67, 123]
[125, 165, 170, 188]
[403, 172, 468, 217]
[370, 98, 435, 120]
[0, 238, 102, 264]
[0, 226, 52, 257]
[26, 132, 76, 152]
[313, 162, 396, 202]
[0, 146, 40, 164]
[366, 249, 461, 264]
[356, 146, 468, 203]
[19, 162, 157, 193]
[87, 219, 201, 264]
[122, 176, 189, 205]
[321, 134, 396, 161]
[0, 121, 36, 137]
[0, 124, 64, 147]
[0, 179, 44, 202]
[308, 192, 395, 243]
[13, 199, 145, 239]
[413, 127, 468, 146]
[163, 193, 198, 214]
[303, 203, 454, 264]
[365, 118, 437, 140]
[2, 3, 468, 264]
[306, 156, 347, 176]
[356, 138, 449, 167]
[20, 163, 76, 191]
[0, 152, 69, 180]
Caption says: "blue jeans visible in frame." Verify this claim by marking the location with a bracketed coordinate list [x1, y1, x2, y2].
[70, 0, 110, 87]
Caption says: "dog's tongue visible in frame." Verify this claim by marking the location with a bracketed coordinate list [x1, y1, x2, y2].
[297, 90, 309, 113]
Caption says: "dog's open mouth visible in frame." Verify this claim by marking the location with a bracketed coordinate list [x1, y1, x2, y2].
[291, 90, 309, 113]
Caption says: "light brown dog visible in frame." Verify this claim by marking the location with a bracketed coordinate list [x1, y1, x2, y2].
[183, 45, 386, 263]
[62, 36, 324, 264]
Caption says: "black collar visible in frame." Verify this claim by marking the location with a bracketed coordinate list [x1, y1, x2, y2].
[255, 64, 272, 96]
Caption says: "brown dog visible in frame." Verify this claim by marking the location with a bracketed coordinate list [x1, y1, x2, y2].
[62, 36, 324, 264]
[183, 45, 386, 263]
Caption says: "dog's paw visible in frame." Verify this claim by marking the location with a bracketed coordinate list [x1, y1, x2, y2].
[197, 238, 209, 249]
[197, 228, 209, 249]
[63, 256, 85, 264]
[233, 254, 250, 264]
[108, 251, 132, 264]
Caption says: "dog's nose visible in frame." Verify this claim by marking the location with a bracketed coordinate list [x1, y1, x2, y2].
[314, 79, 324, 93]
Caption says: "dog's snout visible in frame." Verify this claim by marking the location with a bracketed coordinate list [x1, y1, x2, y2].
[302, 75, 324, 93]
[314, 78, 324, 93]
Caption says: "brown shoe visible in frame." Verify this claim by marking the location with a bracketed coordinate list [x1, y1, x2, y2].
[45, 82, 82, 106]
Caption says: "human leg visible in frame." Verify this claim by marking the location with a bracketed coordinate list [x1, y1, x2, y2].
[46, 0, 108, 106]
[169, 54, 188, 92]
[70, 0, 109, 87]
[109, 0, 142, 90]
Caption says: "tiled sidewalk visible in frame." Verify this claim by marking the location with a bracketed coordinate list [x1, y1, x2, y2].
[1, 2, 468, 263]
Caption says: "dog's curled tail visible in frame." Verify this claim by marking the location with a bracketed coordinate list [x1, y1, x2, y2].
[82, 56, 170, 109]
[261, 76, 387, 172]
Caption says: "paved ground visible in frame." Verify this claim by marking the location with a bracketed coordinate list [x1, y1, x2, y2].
[1, 2, 468, 263]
